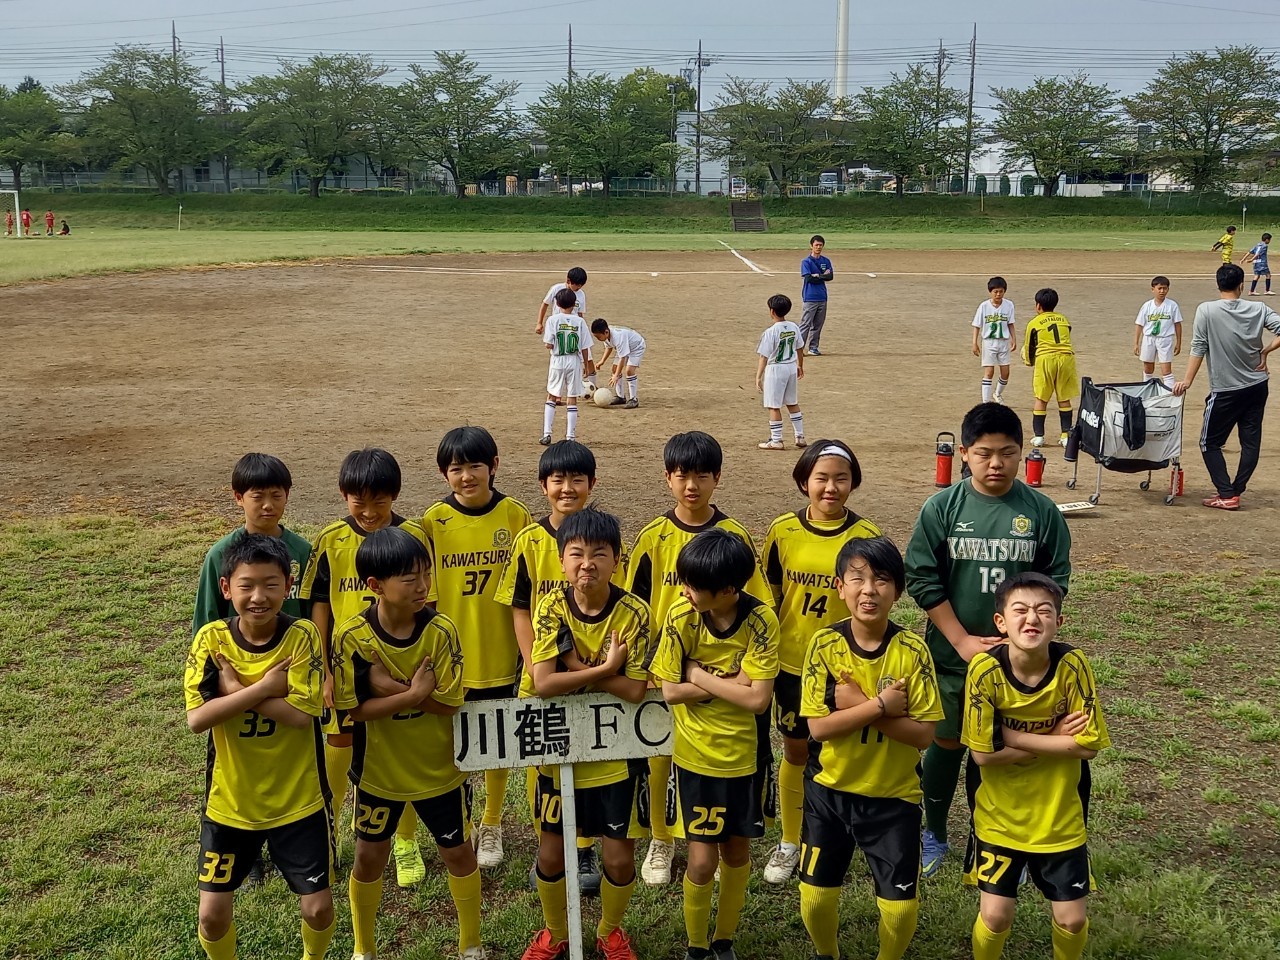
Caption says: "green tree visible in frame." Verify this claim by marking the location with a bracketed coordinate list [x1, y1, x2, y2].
[857, 64, 967, 198]
[16, 76, 43, 94]
[0, 85, 65, 192]
[66, 46, 213, 194]
[1124, 46, 1280, 193]
[990, 73, 1122, 197]
[239, 54, 388, 198]
[399, 52, 522, 198]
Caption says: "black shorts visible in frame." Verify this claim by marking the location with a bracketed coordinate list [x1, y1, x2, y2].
[198, 809, 333, 895]
[669, 765, 767, 842]
[773, 669, 810, 740]
[465, 682, 517, 702]
[536, 761, 648, 839]
[321, 706, 355, 737]
[353, 784, 473, 848]
[799, 781, 921, 901]
[964, 834, 1093, 901]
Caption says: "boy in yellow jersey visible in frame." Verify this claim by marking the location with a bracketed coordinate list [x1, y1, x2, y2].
[628, 431, 770, 885]
[495, 439, 618, 894]
[1212, 224, 1236, 265]
[651, 530, 779, 960]
[963, 572, 1110, 960]
[761, 439, 880, 885]
[333, 527, 486, 960]
[1021, 288, 1078, 448]
[424, 425, 533, 869]
[298, 447, 431, 886]
[521, 509, 652, 960]
[798, 536, 942, 960]
[184, 535, 333, 960]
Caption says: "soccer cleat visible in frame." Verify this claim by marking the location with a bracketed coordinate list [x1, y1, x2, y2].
[921, 830, 949, 879]
[624, 398, 639, 409]
[762, 843, 800, 884]
[610, 395, 627, 405]
[1202, 495, 1240, 510]
[794, 436, 808, 448]
[684, 950, 712, 960]
[758, 439, 785, 451]
[1059, 433, 1069, 447]
[352, 953, 376, 960]
[992, 393, 1004, 405]
[461, 948, 489, 960]
[809, 348, 823, 356]
[641, 839, 674, 885]
[393, 836, 426, 887]
[474, 823, 504, 869]
[596, 927, 639, 960]
[711, 939, 738, 960]
[1030, 436, 1045, 448]
[521, 929, 568, 960]
[538, 434, 552, 446]
[577, 845, 602, 896]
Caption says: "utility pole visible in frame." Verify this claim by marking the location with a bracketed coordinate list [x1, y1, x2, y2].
[172, 22, 185, 195]
[934, 39, 947, 188]
[567, 24, 573, 91]
[695, 40, 703, 195]
[964, 24, 977, 195]
[218, 37, 231, 195]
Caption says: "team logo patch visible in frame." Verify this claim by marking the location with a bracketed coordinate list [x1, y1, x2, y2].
[877, 676, 897, 692]
[290, 560, 300, 578]
[1010, 514, 1033, 537]
[1055, 697, 1069, 717]
[492, 528, 512, 549]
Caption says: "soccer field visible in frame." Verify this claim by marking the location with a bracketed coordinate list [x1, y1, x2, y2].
[0, 237, 1277, 959]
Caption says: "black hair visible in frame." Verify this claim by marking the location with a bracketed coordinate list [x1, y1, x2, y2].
[809, 234, 825, 245]
[664, 430, 723, 475]
[1034, 288, 1059, 312]
[987, 276, 1007, 292]
[767, 293, 792, 317]
[556, 507, 622, 557]
[994, 571, 1064, 615]
[1226, 225, 1236, 233]
[220, 532, 292, 580]
[1217, 263, 1246, 292]
[539, 439, 597, 483]
[567, 266, 587, 285]
[675, 528, 756, 594]
[231, 453, 292, 494]
[1151, 275, 1170, 287]
[554, 287, 578, 310]
[339, 448, 402, 498]
[436, 426, 499, 478]
[590, 318, 610, 335]
[792, 439, 861, 494]
[961, 403, 1024, 448]
[356, 526, 431, 583]
[1264, 233, 1273, 243]
[834, 535, 905, 596]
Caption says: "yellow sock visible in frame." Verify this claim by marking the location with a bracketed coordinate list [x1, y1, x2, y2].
[395, 813, 417, 842]
[712, 861, 751, 943]
[799, 883, 840, 959]
[682, 873, 714, 949]
[649, 755, 673, 842]
[874, 897, 919, 960]
[972, 914, 1011, 960]
[536, 872, 569, 944]
[1052, 919, 1089, 960]
[198, 921, 236, 960]
[526, 767, 542, 838]
[348, 874, 383, 956]
[323, 743, 351, 816]
[597, 869, 636, 939]
[300, 915, 335, 960]
[447, 869, 483, 953]
[483, 768, 509, 826]
[779, 759, 805, 847]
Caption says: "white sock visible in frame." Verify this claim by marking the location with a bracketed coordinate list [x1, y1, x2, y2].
[779, 841, 799, 854]
[1162, 374, 1175, 389]
[996, 378, 1008, 397]
[566, 404, 578, 439]
[981, 378, 992, 402]
[543, 401, 556, 436]
[1143, 372, 1155, 382]
[627, 376, 638, 400]
[769, 420, 783, 442]
[789, 412, 804, 439]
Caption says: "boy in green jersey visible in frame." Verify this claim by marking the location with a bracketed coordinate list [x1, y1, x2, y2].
[904, 403, 1071, 878]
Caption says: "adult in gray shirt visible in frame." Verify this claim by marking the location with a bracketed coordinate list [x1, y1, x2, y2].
[1174, 263, 1280, 509]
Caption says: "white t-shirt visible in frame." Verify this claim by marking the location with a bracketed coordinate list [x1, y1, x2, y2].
[544, 312, 590, 367]
[972, 299, 1016, 340]
[1135, 298, 1183, 339]
[544, 283, 586, 316]
[757, 320, 802, 365]
[604, 325, 645, 360]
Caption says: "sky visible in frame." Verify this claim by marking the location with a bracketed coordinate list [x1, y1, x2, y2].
[2, 0, 1276, 122]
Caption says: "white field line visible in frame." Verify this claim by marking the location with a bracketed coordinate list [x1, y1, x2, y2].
[1100, 236, 1181, 246]
[715, 240, 772, 275]
[332, 264, 759, 277]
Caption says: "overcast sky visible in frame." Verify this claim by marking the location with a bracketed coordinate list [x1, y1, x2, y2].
[2, 0, 1275, 119]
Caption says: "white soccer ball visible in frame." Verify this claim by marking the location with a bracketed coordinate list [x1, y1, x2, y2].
[593, 387, 616, 408]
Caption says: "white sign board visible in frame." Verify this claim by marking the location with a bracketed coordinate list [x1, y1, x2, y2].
[453, 690, 673, 772]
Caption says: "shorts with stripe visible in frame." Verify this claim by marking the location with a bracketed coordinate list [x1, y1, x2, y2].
[321, 706, 355, 736]
[198, 809, 333, 895]
[353, 784, 473, 847]
[668, 765, 767, 842]
[963, 834, 1093, 901]
[536, 760, 649, 839]
[773, 668, 810, 739]
[799, 781, 921, 900]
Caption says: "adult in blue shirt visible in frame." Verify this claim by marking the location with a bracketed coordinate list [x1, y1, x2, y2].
[800, 234, 834, 355]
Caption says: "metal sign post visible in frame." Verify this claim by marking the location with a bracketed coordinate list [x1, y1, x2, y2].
[454, 691, 673, 960]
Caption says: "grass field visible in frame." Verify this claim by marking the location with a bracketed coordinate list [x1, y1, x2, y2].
[0, 516, 1277, 960]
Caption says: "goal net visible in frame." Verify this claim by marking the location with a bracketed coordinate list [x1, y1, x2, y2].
[0, 190, 19, 237]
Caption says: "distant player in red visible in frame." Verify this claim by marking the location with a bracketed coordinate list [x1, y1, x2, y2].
[20, 208, 32, 237]
[44, 210, 55, 236]
[4, 210, 12, 236]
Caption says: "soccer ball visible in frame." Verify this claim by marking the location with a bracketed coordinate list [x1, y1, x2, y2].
[593, 387, 616, 408]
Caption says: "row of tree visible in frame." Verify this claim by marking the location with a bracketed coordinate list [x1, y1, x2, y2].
[0, 45, 1275, 199]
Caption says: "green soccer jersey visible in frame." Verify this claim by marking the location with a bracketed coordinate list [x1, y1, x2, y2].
[904, 478, 1071, 676]
[192, 526, 313, 635]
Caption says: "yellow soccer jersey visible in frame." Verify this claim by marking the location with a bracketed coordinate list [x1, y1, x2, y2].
[649, 595, 780, 778]
[183, 615, 326, 829]
[332, 605, 466, 801]
[299, 514, 429, 632]
[519, 584, 652, 788]
[1022, 312, 1075, 364]
[494, 515, 627, 613]
[800, 620, 943, 803]
[963, 642, 1111, 853]
[423, 492, 533, 690]
[1219, 232, 1235, 259]
[628, 508, 770, 629]
[762, 508, 883, 674]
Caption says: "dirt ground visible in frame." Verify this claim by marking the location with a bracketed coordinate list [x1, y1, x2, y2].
[2, 248, 1277, 570]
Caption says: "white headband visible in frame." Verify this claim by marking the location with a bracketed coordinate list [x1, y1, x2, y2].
[816, 445, 853, 462]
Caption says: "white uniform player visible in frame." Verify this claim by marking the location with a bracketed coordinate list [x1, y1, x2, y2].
[1136, 298, 1182, 364]
[756, 302, 806, 450]
[541, 310, 591, 445]
[543, 282, 586, 318]
[592, 322, 647, 408]
[972, 295, 1017, 403]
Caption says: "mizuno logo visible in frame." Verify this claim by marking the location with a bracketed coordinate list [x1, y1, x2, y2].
[894, 882, 914, 891]
[608, 822, 625, 831]
[437, 518, 451, 526]
[658, 533, 670, 541]
[954, 521, 975, 532]
[754, 821, 764, 827]
[442, 830, 459, 840]
[307, 873, 325, 883]
[1072, 881, 1087, 889]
